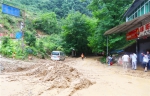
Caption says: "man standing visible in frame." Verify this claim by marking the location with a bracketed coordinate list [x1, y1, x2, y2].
[107, 55, 112, 66]
[81, 53, 84, 60]
[143, 53, 149, 72]
[146, 51, 150, 69]
[122, 53, 130, 71]
[131, 53, 137, 70]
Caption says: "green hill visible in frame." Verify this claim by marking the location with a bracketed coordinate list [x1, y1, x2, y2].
[3, 0, 92, 18]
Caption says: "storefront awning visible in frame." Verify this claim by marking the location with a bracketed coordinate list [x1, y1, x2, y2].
[104, 12, 150, 35]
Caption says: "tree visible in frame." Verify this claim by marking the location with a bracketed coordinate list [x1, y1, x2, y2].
[33, 12, 60, 34]
[24, 31, 36, 47]
[87, 0, 133, 53]
[61, 12, 96, 55]
[7, 0, 92, 18]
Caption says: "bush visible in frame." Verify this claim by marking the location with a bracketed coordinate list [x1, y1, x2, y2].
[25, 46, 37, 56]
[24, 31, 36, 47]
[100, 56, 107, 64]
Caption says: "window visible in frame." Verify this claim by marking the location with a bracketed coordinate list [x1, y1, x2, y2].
[149, 1, 150, 12]
[138, 9, 141, 16]
[141, 2, 144, 6]
[135, 12, 137, 17]
[128, 16, 131, 21]
[141, 6, 144, 15]
[126, 0, 150, 21]
[145, 0, 148, 2]
[130, 15, 133, 20]
[132, 14, 135, 19]
[145, 3, 149, 13]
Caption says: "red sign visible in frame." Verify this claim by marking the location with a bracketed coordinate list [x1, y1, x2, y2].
[126, 28, 139, 40]
[145, 23, 150, 30]
[126, 22, 150, 40]
[138, 22, 150, 38]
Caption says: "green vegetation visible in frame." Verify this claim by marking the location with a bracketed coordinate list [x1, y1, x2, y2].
[88, 0, 133, 53]
[3, 0, 92, 18]
[61, 12, 97, 55]
[0, 0, 134, 61]
[33, 12, 60, 35]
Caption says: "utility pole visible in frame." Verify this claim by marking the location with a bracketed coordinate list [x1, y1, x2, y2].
[107, 36, 109, 57]
[106, 35, 109, 64]
[21, 10, 25, 52]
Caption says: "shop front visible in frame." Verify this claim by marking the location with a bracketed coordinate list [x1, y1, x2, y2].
[104, 12, 150, 64]
[126, 22, 150, 63]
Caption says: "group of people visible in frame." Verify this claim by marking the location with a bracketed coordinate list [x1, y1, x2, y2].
[120, 51, 150, 72]
[121, 53, 137, 70]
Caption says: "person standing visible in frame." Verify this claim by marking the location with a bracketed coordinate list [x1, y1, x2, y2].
[12, 52, 16, 59]
[131, 53, 137, 70]
[122, 53, 130, 71]
[146, 51, 150, 69]
[117, 57, 122, 66]
[142, 53, 149, 72]
[107, 55, 112, 66]
[81, 53, 84, 60]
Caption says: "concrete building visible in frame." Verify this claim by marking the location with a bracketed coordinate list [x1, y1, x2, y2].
[104, 0, 150, 63]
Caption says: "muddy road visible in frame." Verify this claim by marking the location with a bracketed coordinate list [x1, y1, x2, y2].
[0, 56, 150, 96]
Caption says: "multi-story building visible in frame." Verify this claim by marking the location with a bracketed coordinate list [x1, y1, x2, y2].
[125, 0, 150, 22]
[104, 0, 150, 63]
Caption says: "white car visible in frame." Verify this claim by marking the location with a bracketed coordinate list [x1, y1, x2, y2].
[51, 51, 65, 61]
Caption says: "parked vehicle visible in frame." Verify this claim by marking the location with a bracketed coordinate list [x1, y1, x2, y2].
[51, 51, 65, 61]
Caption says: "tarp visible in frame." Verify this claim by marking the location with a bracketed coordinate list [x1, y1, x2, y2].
[16, 32, 22, 39]
[2, 4, 20, 17]
[110, 50, 124, 54]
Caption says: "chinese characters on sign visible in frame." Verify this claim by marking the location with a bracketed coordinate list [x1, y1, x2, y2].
[126, 22, 150, 40]
[126, 28, 139, 40]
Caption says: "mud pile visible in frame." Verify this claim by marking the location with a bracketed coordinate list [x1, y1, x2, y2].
[1, 59, 95, 95]
[24, 61, 94, 90]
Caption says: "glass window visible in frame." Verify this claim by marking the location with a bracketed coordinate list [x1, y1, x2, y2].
[145, 3, 149, 13]
[130, 15, 133, 20]
[149, 1, 150, 12]
[128, 16, 130, 21]
[135, 12, 137, 17]
[145, 0, 148, 3]
[133, 14, 135, 19]
[141, 2, 144, 6]
[141, 6, 144, 15]
[138, 9, 141, 16]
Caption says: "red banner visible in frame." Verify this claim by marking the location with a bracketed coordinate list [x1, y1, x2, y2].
[126, 28, 139, 40]
[138, 22, 150, 38]
[126, 22, 150, 40]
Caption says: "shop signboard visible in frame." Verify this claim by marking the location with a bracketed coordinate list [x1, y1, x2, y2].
[126, 22, 150, 40]
[126, 28, 139, 40]
[138, 22, 150, 38]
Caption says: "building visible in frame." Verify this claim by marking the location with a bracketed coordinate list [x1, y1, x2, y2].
[104, 0, 150, 63]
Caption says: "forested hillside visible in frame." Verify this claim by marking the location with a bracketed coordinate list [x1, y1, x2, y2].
[0, 0, 134, 60]
[3, 0, 92, 18]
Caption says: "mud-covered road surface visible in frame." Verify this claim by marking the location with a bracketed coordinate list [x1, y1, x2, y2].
[0, 56, 150, 96]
